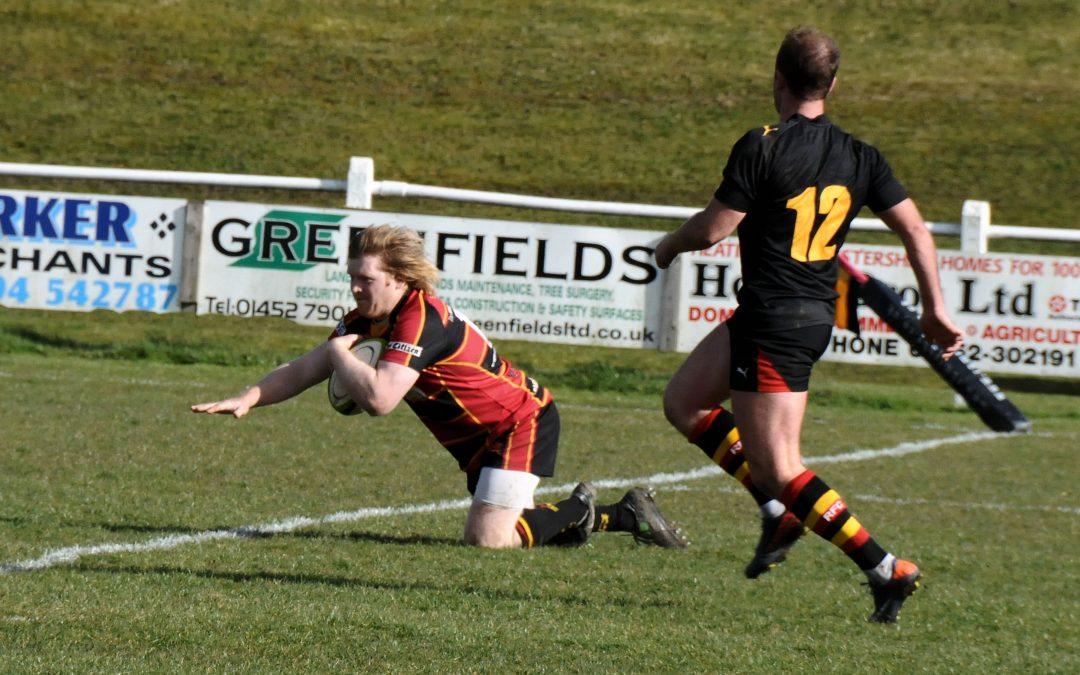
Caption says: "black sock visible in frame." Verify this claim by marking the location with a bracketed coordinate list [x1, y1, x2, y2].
[516, 496, 588, 548]
[594, 502, 635, 533]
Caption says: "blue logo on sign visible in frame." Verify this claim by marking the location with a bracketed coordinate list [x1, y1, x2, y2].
[0, 194, 137, 247]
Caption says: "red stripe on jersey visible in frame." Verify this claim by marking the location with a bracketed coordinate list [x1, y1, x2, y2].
[440, 360, 549, 409]
[440, 381, 484, 426]
[379, 291, 429, 369]
[378, 291, 549, 456]
[403, 291, 427, 368]
[499, 408, 540, 472]
[502, 422, 515, 470]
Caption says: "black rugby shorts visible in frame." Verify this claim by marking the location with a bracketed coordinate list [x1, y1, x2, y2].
[728, 313, 832, 393]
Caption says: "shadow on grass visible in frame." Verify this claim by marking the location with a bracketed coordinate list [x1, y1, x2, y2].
[0, 325, 282, 367]
[287, 530, 461, 547]
[72, 562, 676, 609]
[992, 374, 1080, 396]
[95, 521, 236, 535]
[92, 521, 460, 547]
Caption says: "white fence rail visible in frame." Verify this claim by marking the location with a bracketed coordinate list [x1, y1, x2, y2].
[0, 162, 347, 192]
[2, 157, 1077, 254]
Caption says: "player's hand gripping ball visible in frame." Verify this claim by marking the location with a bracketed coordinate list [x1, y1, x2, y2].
[327, 338, 386, 415]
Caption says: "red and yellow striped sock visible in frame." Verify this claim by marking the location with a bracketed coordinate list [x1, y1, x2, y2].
[780, 469, 887, 570]
[689, 407, 773, 508]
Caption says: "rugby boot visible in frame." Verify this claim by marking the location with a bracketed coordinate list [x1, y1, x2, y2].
[554, 481, 597, 547]
[744, 511, 805, 579]
[866, 558, 922, 624]
[620, 487, 689, 549]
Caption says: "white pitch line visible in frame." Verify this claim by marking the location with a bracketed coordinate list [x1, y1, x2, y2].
[0, 498, 473, 574]
[666, 484, 1080, 516]
[848, 493, 1080, 516]
[801, 430, 1005, 465]
[0, 368, 209, 389]
[0, 430, 1034, 575]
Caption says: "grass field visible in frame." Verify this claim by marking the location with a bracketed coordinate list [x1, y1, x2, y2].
[0, 0, 1078, 671]
[0, 311, 1077, 672]
[0, 1, 1076, 255]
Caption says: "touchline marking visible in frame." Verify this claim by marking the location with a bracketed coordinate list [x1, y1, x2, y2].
[0, 369, 209, 389]
[0, 498, 473, 574]
[559, 402, 658, 414]
[0, 430, 1021, 574]
[666, 485, 1079, 516]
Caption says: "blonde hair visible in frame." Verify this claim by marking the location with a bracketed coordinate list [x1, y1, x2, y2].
[348, 225, 439, 295]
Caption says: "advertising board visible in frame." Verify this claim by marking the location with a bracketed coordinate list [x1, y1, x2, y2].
[194, 202, 665, 348]
[670, 242, 1080, 377]
[0, 189, 186, 313]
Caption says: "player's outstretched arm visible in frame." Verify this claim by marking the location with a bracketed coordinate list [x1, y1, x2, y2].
[877, 198, 964, 359]
[190, 343, 335, 418]
[327, 334, 419, 416]
[654, 198, 745, 269]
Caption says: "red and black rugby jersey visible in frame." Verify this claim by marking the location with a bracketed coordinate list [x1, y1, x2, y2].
[714, 114, 907, 329]
[331, 289, 552, 448]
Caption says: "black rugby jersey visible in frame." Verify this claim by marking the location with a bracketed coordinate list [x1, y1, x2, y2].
[714, 114, 907, 329]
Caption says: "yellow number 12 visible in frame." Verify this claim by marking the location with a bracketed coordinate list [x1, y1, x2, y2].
[786, 185, 851, 262]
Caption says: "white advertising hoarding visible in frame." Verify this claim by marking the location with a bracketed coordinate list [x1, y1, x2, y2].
[3, 190, 1076, 379]
[0, 189, 186, 313]
[670, 242, 1080, 377]
[194, 202, 665, 348]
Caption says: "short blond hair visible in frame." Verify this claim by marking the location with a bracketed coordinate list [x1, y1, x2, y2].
[348, 225, 439, 295]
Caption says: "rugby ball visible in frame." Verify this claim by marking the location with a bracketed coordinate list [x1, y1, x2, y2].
[327, 338, 386, 415]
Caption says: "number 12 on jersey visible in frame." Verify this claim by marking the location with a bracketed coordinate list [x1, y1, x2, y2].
[787, 185, 852, 262]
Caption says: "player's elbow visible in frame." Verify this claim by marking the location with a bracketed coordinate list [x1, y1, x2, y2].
[364, 399, 397, 417]
[878, 198, 924, 236]
[363, 392, 404, 417]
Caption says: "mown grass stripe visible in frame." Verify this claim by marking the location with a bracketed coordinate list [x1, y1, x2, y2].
[0, 431, 1023, 575]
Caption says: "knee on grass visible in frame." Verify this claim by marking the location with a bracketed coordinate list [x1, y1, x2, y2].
[463, 526, 522, 549]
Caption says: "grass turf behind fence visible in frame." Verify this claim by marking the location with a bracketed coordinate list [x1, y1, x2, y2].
[0, 311, 1077, 671]
[0, 1, 1078, 670]
[0, 1, 1076, 255]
